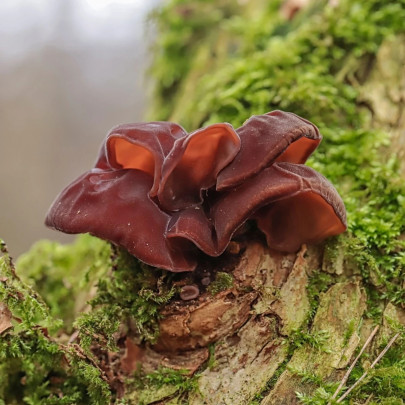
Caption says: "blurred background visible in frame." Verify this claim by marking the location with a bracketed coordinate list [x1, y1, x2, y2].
[0, 0, 161, 257]
[1, 0, 402, 260]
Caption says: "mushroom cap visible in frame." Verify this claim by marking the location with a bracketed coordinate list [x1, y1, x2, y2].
[45, 169, 197, 271]
[45, 111, 346, 272]
[157, 122, 240, 210]
[180, 285, 200, 301]
[216, 110, 322, 190]
[166, 162, 346, 256]
[94, 121, 187, 196]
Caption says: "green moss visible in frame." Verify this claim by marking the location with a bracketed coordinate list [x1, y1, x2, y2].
[0, 240, 111, 404]
[293, 324, 405, 404]
[150, 0, 405, 309]
[1, 236, 180, 403]
[135, 367, 198, 391]
[343, 323, 405, 403]
[288, 329, 331, 354]
[288, 366, 324, 386]
[1, 238, 180, 403]
[295, 387, 335, 404]
[207, 271, 234, 295]
[207, 343, 217, 370]
[76, 247, 176, 352]
[150, 0, 404, 128]
[128, 367, 200, 405]
[149, 0, 244, 121]
[315, 130, 405, 308]
[306, 269, 335, 322]
[16, 234, 111, 331]
[343, 319, 356, 347]
[0, 240, 61, 334]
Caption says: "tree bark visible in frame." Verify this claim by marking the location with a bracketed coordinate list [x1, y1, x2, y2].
[122, 34, 405, 404]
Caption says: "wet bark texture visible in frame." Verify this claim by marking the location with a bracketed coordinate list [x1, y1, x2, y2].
[122, 35, 405, 404]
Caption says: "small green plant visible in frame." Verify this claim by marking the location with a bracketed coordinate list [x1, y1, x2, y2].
[135, 367, 198, 391]
[343, 319, 357, 346]
[130, 367, 200, 405]
[0, 240, 112, 404]
[76, 247, 176, 352]
[288, 367, 324, 386]
[296, 387, 335, 405]
[207, 343, 217, 370]
[207, 271, 234, 295]
[289, 329, 331, 354]
[306, 270, 335, 323]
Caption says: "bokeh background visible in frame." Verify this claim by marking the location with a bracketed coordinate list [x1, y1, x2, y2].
[0, 0, 161, 257]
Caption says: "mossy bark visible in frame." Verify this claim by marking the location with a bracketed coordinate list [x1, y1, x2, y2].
[2, 1, 405, 404]
[122, 23, 405, 405]
[125, 236, 398, 404]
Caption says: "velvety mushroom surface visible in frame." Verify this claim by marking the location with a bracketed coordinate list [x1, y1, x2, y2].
[45, 110, 347, 272]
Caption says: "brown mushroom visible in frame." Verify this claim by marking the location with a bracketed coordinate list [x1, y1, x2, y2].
[95, 121, 187, 196]
[157, 123, 240, 210]
[45, 111, 346, 272]
[216, 110, 321, 190]
[213, 162, 346, 252]
[180, 285, 200, 301]
[45, 169, 197, 271]
[167, 162, 346, 255]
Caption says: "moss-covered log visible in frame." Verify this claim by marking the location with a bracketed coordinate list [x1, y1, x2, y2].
[1, 0, 405, 404]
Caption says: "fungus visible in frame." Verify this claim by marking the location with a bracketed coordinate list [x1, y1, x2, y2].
[158, 122, 240, 210]
[216, 110, 322, 190]
[45, 111, 346, 272]
[201, 277, 211, 286]
[180, 285, 200, 301]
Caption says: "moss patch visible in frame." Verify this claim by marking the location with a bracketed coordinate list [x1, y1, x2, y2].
[0, 240, 111, 404]
[16, 234, 111, 331]
[76, 247, 176, 352]
[149, 0, 405, 323]
[0, 240, 178, 403]
[126, 367, 200, 405]
[207, 271, 234, 295]
[148, 0, 405, 403]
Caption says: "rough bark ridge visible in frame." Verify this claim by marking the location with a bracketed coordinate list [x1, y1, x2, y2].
[123, 222, 402, 404]
[127, 241, 316, 403]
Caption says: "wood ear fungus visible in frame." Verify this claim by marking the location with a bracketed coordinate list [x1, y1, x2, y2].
[45, 111, 346, 272]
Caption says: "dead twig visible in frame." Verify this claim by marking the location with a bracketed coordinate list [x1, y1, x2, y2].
[336, 332, 400, 403]
[330, 325, 379, 402]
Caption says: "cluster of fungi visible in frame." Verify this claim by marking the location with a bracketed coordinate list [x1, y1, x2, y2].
[46, 111, 347, 278]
